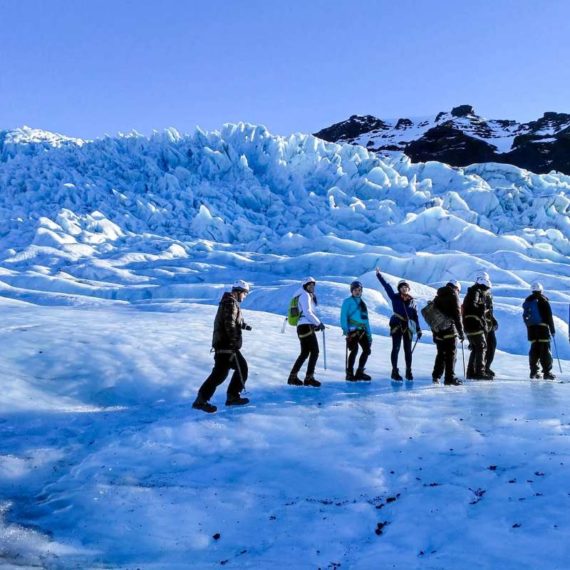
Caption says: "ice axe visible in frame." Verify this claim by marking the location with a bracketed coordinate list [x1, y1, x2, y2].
[553, 334, 563, 374]
[322, 328, 327, 370]
[232, 351, 247, 393]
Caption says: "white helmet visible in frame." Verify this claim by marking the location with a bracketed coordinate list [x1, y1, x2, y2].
[476, 273, 491, 287]
[303, 276, 316, 286]
[232, 279, 250, 293]
[531, 281, 543, 293]
[447, 279, 461, 292]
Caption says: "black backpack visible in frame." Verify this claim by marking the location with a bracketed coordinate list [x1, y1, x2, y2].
[421, 300, 454, 333]
[522, 298, 542, 326]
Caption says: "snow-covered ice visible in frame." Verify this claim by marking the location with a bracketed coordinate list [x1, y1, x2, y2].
[1, 301, 569, 568]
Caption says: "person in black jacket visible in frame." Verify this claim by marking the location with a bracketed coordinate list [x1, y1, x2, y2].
[462, 272, 494, 380]
[192, 280, 252, 413]
[524, 281, 556, 380]
[432, 280, 465, 385]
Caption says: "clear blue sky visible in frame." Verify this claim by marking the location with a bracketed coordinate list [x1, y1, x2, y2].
[1, 0, 570, 139]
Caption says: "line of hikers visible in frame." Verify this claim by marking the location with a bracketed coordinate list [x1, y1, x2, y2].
[192, 270, 558, 413]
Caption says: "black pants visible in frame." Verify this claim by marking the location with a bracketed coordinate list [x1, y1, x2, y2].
[347, 331, 371, 372]
[433, 337, 457, 380]
[391, 329, 412, 371]
[290, 324, 319, 378]
[467, 333, 487, 376]
[485, 329, 497, 372]
[198, 350, 248, 401]
[529, 340, 553, 374]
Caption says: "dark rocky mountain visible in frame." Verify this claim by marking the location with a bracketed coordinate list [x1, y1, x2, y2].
[314, 105, 570, 175]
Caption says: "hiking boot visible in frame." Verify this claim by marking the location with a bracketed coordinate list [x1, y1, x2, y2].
[355, 368, 372, 381]
[485, 368, 496, 378]
[391, 368, 403, 381]
[287, 374, 303, 386]
[530, 371, 542, 380]
[543, 371, 556, 380]
[444, 376, 463, 386]
[346, 369, 355, 381]
[405, 369, 414, 381]
[432, 376, 441, 384]
[192, 397, 217, 413]
[304, 375, 321, 387]
[473, 371, 493, 380]
[225, 395, 250, 406]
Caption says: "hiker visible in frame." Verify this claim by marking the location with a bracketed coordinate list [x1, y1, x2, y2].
[192, 280, 252, 413]
[523, 281, 556, 380]
[431, 280, 465, 385]
[462, 272, 495, 380]
[340, 280, 372, 381]
[376, 268, 422, 381]
[287, 277, 325, 387]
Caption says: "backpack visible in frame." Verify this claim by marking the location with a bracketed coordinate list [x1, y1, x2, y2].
[421, 300, 454, 333]
[287, 295, 302, 326]
[522, 298, 542, 326]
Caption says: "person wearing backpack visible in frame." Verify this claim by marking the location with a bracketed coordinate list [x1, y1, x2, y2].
[462, 272, 494, 380]
[287, 277, 325, 387]
[431, 280, 465, 385]
[376, 268, 422, 381]
[523, 281, 556, 380]
[340, 280, 372, 381]
[192, 280, 252, 413]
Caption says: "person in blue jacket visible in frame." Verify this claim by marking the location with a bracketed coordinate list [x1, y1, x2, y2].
[376, 267, 422, 380]
[340, 280, 372, 381]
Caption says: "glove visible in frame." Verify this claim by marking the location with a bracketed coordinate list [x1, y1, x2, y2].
[315, 323, 325, 332]
[244, 325, 252, 331]
[417, 331, 423, 340]
[459, 333, 465, 342]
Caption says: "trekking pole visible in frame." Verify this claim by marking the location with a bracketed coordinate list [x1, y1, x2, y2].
[322, 328, 327, 370]
[345, 338, 348, 375]
[553, 335, 563, 374]
[232, 352, 247, 393]
[411, 336, 419, 354]
[461, 340, 466, 378]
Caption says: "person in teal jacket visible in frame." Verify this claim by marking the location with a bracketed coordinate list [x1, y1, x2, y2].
[340, 280, 372, 381]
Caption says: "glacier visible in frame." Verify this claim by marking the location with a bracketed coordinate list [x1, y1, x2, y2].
[0, 122, 569, 357]
[1, 123, 570, 568]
